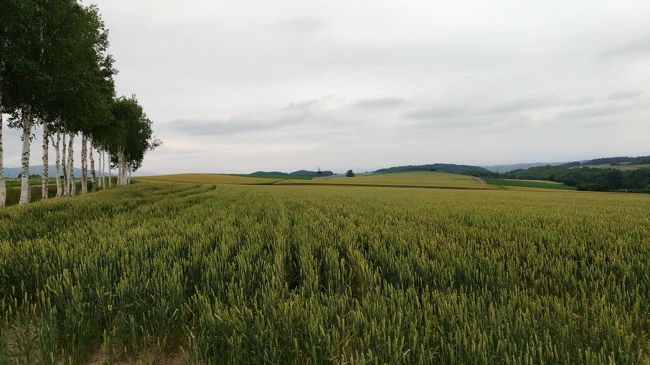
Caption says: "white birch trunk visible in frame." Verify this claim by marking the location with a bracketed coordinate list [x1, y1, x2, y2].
[19, 114, 33, 205]
[117, 150, 122, 186]
[117, 150, 125, 186]
[115, 151, 122, 186]
[98, 149, 103, 189]
[68, 134, 75, 196]
[102, 150, 105, 188]
[80, 134, 88, 194]
[108, 154, 112, 188]
[89, 143, 96, 191]
[0, 91, 5, 208]
[62, 133, 68, 196]
[41, 123, 49, 200]
[53, 133, 62, 198]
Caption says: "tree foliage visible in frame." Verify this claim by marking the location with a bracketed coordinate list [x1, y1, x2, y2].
[0, 0, 159, 205]
[107, 96, 161, 172]
[502, 165, 650, 192]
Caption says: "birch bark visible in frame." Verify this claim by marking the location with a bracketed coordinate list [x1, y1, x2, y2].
[117, 150, 125, 186]
[80, 134, 87, 194]
[108, 153, 112, 188]
[117, 150, 122, 186]
[62, 133, 68, 196]
[53, 133, 62, 197]
[19, 114, 33, 205]
[41, 123, 49, 200]
[67, 134, 75, 196]
[99, 150, 103, 189]
[89, 142, 96, 191]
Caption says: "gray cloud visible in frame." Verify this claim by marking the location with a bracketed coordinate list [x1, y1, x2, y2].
[485, 97, 557, 115]
[403, 106, 467, 120]
[556, 107, 609, 119]
[270, 17, 328, 33]
[5, 0, 647, 174]
[607, 91, 643, 100]
[403, 98, 558, 122]
[401, 111, 534, 135]
[170, 117, 302, 136]
[404, 118, 483, 130]
[283, 99, 321, 110]
[602, 38, 650, 57]
[353, 97, 407, 109]
[556, 103, 649, 120]
[169, 98, 353, 137]
[403, 92, 647, 125]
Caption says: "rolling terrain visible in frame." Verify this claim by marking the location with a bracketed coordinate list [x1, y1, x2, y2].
[141, 171, 578, 192]
[1, 175, 648, 363]
[139, 173, 284, 185]
[279, 171, 493, 189]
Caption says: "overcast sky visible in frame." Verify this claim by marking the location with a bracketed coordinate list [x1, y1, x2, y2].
[3, 0, 650, 173]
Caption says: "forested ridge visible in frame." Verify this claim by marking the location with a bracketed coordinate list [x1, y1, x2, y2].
[501, 164, 650, 192]
[374, 163, 491, 175]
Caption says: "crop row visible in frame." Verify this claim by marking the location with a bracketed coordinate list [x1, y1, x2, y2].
[0, 183, 648, 363]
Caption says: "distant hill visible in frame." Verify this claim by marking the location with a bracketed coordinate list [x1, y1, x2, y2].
[483, 162, 565, 174]
[249, 170, 334, 178]
[559, 155, 650, 168]
[2, 166, 86, 178]
[502, 155, 650, 192]
[484, 156, 650, 173]
[374, 163, 491, 176]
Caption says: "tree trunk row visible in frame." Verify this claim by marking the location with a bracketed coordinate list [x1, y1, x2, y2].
[115, 149, 132, 187]
[3, 125, 122, 207]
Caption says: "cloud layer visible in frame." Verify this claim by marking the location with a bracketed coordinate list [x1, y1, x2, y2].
[3, 0, 649, 174]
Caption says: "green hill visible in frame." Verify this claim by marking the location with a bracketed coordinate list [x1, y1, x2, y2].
[374, 163, 491, 176]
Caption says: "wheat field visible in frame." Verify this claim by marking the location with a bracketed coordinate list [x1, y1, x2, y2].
[1, 180, 648, 363]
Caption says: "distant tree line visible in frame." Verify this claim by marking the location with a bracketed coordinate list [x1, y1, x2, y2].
[558, 156, 650, 168]
[501, 166, 650, 193]
[0, 0, 160, 207]
[374, 163, 491, 175]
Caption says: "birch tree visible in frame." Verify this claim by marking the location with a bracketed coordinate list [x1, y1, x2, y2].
[106, 96, 161, 186]
[0, 0, 155, 206]
[62, 133, 68, 196]
[67, 134, 74, 196]
[18, 112, 32, 204]
[0, 0, 39, 205]
[52, 132, 62, 197]
[81, 134, 88, 193]
[89, 138, 96, 191]
[41, 122, 49, 199]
